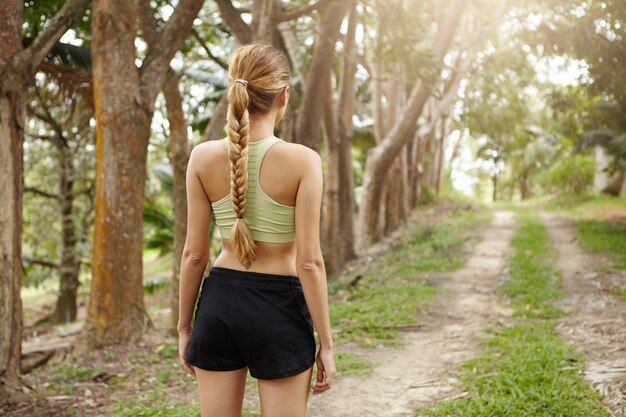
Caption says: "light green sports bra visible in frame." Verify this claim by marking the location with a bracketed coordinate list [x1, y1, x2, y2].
[211, 135, 296, 243]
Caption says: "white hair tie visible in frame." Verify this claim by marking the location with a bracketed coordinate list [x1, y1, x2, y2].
[234, 79, 248, 86]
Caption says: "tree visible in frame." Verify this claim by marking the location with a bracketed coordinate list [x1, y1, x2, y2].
[357, 0, 468, 243]
[0, 0, 90, 403]
[83, 0, 204, 348]
[24, 73, 95, 324]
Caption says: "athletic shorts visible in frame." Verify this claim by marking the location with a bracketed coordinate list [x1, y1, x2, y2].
[186, 266, 316, 380]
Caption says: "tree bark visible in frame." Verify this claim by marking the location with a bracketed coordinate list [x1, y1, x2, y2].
[202, 93, 228, 142]
[83, 0, 203, 348]
[163, 69, 190, 337]
[336, 0, 358, 263]
[602, 171, 625, 196]
[357, 0, 467, 244]
[492, 174, 498, 202]
[321, 75, 341, 278]
[54, 137, 81, 324]
[295, 0, 350, 152]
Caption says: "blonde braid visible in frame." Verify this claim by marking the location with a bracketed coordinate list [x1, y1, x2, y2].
[226, 81, 257, 269]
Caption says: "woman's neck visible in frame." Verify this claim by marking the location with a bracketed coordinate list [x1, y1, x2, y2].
[248, 111, 277, 142]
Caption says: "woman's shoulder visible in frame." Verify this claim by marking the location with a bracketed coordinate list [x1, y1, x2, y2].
[273, 138, 321, 166]
[189, 138, 228, 164]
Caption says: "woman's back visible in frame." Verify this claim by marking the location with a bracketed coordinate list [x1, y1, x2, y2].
[191, 133, 314, 276]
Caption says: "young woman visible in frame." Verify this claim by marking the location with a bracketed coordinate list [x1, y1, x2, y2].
[177, 42, 335, 417]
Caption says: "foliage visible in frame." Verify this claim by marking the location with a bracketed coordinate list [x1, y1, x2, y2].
[22, 73, 95, 287]
[539, 153, 596, 194]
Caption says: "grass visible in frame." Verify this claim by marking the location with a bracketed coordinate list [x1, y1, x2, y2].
[330, 206, 492, 347]
[420, 210, 609, 417]
[112, 393, 200, 417]
[335, 350, 373, 376]
[540, 192, 626, 220]
[498, 211, 565, 319]
[421, 321, 608, 417]
[576, 220, 626, 270]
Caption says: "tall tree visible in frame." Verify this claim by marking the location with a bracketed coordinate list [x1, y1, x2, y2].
[0, 0, 90, 403]
[357, 0, 468, 243]
[83, 0, 203, 348]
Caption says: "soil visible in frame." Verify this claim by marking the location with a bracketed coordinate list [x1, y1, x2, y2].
[307, 210, 517, 417]
[542, 213, 626, 416]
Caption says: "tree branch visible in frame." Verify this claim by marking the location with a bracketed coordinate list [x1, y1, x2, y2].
[190, 28, 229, 71]
[139, 0, 205, 112]
[277, 0, 334, 22]
[23, 257, 59, 269]
[214, 0, 252, 43]
[25, 187, 60, 200]
[8, 0, 91, 82]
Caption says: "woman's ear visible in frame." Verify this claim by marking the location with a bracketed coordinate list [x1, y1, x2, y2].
[280, 85, 290, 106]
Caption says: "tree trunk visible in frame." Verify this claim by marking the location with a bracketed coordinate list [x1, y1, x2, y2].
[84, 0, 153, 348]
[202, 93, 228, 142]
[335, 0, 358, 264]
[163, 70, 190, 337]
[384, 160, 403, 234]
[295, 0, 350, 152]
[251, 0, 277, 42]
[602, 171, 625, 196]
[434, 115, 449, 193]
[357, 0, 467, 243]
[519, 174, 531, 200]
[83, 0, 203, 348]
[54, 143, 81, 324]
[492, 174, 498, 202]
[0, 65, 27, 407]
[321, 75, 341, 278]
[1, 0, 26, 404]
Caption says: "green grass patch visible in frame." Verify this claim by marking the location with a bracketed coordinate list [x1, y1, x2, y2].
[335, 350, 373, 376]
[421, 321, 608, 417]
[112, 389, 200, 416]
[539, 192, 625, 215]
[577, 220, 626, 270]
[330, 205, 492, 347]
[420, 209, 608, 417]
[499, 211, 565, 319]
[332, 283, 438, 346]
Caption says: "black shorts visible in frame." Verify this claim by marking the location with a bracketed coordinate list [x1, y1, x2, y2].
[186, 266, 316, 380]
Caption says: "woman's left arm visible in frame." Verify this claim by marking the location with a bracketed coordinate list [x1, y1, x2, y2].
[177, 146, 212, 375]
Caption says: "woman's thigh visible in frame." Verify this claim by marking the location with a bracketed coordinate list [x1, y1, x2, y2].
[257, 366, 313, 417]
[194, 366, 248, 417]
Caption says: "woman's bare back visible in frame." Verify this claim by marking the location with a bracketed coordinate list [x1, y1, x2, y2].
[192, 137, 312, 275]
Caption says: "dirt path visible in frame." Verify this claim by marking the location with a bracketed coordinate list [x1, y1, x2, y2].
[542, 213, 626, 416]
[306, 211, 517, 417]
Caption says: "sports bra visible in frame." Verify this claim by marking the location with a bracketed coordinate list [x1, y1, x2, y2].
[211, 135, 296, 243]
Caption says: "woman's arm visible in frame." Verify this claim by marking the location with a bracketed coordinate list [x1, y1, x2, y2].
[177, 146, 212, 333]
[294, 148, 335, 393]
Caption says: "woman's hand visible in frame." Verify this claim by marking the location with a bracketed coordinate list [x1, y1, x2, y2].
[178, 328, 196, 377]
[313, 345, 336, 394]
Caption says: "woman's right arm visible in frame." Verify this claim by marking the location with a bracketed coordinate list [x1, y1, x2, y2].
[294, 148, 335, 394]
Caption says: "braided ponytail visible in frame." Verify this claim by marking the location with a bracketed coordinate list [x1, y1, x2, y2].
[224, 43, 292, 269]
[226, 80, 256, 269]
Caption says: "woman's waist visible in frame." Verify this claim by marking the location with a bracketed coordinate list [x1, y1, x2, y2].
[213, 247, 297, 276]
